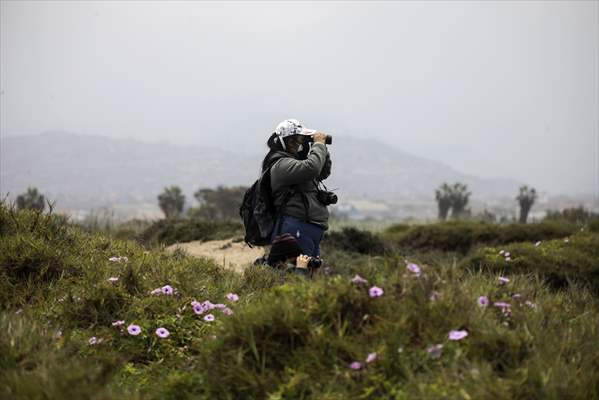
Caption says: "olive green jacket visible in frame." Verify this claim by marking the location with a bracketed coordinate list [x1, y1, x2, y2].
[269, 143, 332, 230]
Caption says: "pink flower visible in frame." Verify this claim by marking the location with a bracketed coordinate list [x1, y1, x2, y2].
[368, 286, 384, 298]
[448, 330, 468, 341]
[226, 293, 239, 302]
[351, 274, 368, 284]
[406, 263, 421, 276]
[155, 327, 170, 338]
[366, 352, 377, 363]
[204, 314, 215, 322]
[349, 361, 363, 370]
[427, 344, 443, 359]
[477, 296, 489, 307]
[127, 324, 142, 336]
[107, 277, 119, 283]
[161, 285, 174, 295]
[498, 276, 510, 284]
[112, 320, 125, 327]
[202, 300, 216, 310]
[222, 307, 234, 316]
[193, 303, 206, 315]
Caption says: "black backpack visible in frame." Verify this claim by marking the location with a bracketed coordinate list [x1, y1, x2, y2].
[239, 154, 296, 247]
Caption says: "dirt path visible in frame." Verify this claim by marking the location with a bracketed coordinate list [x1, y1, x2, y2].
[166, 239, 266, 273]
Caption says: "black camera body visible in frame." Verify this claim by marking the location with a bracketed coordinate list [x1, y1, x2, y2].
[307, 257, 322, 269]
[306, 135, 333, 145]
[316, 190, 338, 206]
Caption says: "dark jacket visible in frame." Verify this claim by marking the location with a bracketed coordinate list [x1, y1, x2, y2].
[268, 143, 332, 230]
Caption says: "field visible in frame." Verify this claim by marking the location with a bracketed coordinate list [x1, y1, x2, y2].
[1, 202, 599, 399]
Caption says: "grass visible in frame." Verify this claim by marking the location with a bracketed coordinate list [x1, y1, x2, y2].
[1, 202, 599, 399]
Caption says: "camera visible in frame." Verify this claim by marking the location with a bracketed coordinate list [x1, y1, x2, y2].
[306, 134, 333, 145]
[307, 256, 322, 269]
[316, 190, 338, 206]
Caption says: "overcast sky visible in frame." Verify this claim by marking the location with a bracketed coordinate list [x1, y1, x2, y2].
[1, 0, 597, 196]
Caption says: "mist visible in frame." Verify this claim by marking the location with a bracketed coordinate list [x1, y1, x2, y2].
[1, 0, 598, 197]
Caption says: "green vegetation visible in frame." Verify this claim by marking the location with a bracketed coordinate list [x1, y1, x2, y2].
[383, 221, 577, 254]
[2, 202, 598, 399]
[139, 218, 244, 247]
[158, 186, 185, 219]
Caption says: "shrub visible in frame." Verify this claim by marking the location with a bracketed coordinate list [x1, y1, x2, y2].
[322, 227, 388, 255]
[383, 221, 577, 253]
[463, 233, 599, 295]
[139, 218, 244, 247]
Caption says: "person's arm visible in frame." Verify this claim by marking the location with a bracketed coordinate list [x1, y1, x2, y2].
[271, 143, 329, 186]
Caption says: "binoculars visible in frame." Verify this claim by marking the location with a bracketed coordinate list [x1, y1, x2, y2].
[306, 135, 333, 145]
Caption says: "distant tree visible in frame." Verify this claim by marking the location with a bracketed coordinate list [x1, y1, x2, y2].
[544, 206, 596, 225]
[516, 185, 537, 224]
[435, 183, 452, 221]
[189, 185, 248, 221]
[449, 183, 471, 219]
[16, 187, 45, 211]
[158, 186, 185, 219]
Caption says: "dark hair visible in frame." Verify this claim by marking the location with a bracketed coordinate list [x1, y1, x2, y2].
[261, 133, 309, 173]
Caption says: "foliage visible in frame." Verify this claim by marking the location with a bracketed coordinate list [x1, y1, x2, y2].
[434, 182, 471, 221]
[157, 186, 185, 220]
[15, 187, 46, 211]
[189, 186, 248, 221]
[322, 227, 388, 255]
[383, 221, 577, 254]
[516, 186, 537, 224]
[2, 202, 599, 399]
[544, 206, 599, 225]
[463, 232, 599, 295]
[139, 218, 243, 247]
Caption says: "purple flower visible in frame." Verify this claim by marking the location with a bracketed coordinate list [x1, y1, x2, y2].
[213, 303, 226, 309]
[156, 327, 170, 338]
[368, 286, 384, 298]
[477, 296, 489, 307]
[448, 329, 469, 341]
[349, 361, 363, 370]
[498, 276, 510, 284]
[193, 303, 206, 315]
[150, 288, 162, 295]
[88, 336, 98, 345]
[202, 300, 216, 310]
[204, 313, 215, 322]
[112, 320, 125, 327]
[351, 274, 368, 284]
[406, 263, 421, 276]
[127, 324, 142, 336]
[226, 293, 239, 302]
[222, 307, 234, 315]
[493, 301, 510, 309]
[427, 344, 443, 359]
[366, 352, 378, 363]
[107, 276, 119, 283]
[504, 252, 511, 258]
[161, 285, 174, 295]
[512, 293, 522, 299]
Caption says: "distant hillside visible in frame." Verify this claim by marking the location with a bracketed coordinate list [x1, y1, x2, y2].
[1, 131, 521, 209]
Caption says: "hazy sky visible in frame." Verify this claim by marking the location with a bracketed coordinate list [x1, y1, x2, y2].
[1, 0, 598, 196]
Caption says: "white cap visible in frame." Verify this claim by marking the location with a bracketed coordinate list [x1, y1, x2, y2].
[274, 119, 316, 150]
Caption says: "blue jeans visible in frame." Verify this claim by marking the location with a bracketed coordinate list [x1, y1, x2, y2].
[271, 215, 325, 257]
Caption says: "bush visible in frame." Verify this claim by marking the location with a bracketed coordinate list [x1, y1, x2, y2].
[322, 227, 388, 255]
[463, 233, 599, 295]
[383, 221, 577, 253]
[139, 218, 244, 247]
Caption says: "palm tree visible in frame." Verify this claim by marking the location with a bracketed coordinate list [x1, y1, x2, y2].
[435, 183, 452, 221]
[516, 186, 537, 223]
